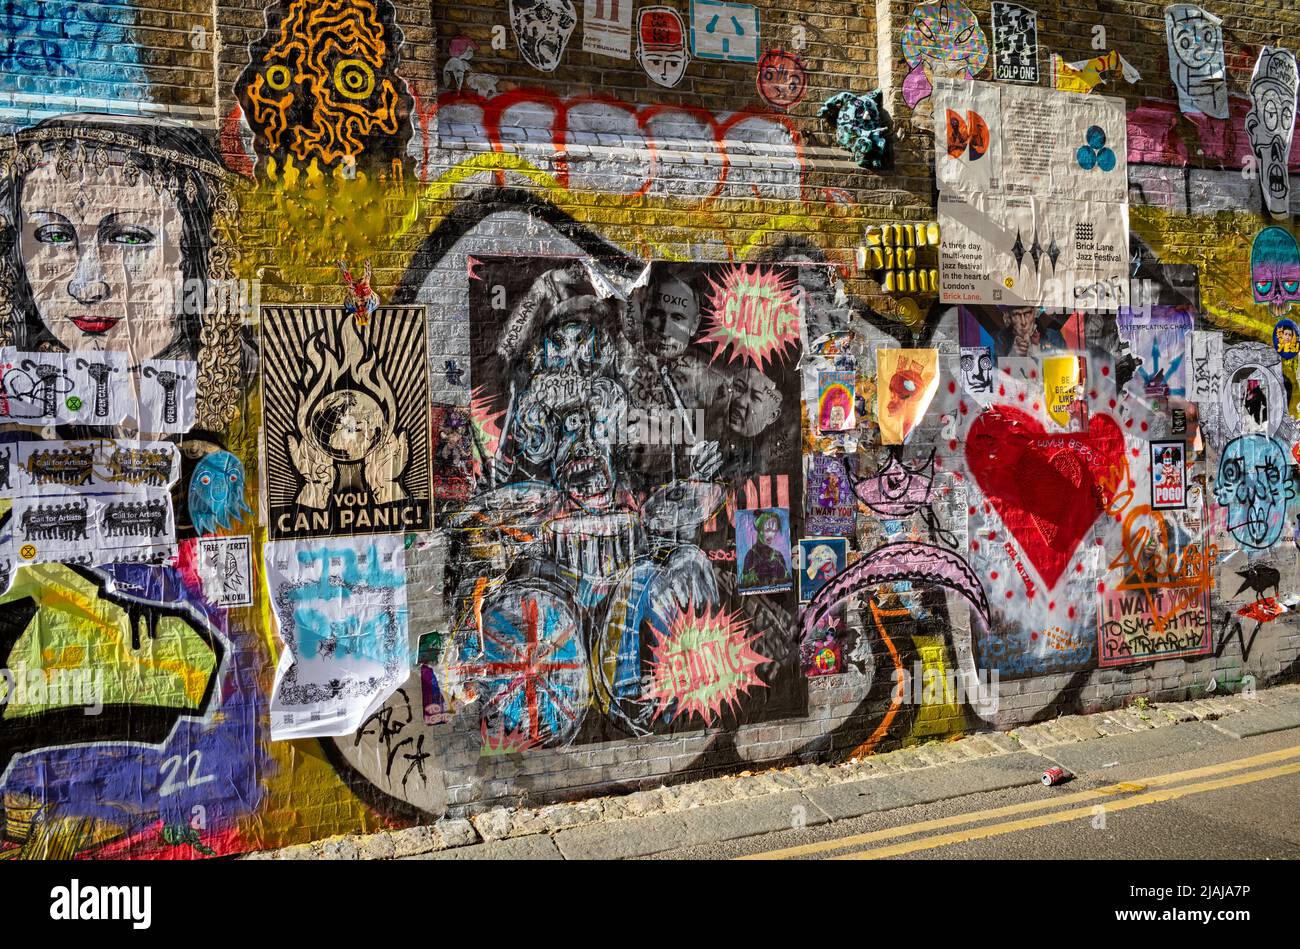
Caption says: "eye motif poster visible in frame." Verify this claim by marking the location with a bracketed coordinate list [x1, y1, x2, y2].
[933, 78, 1130, 310]
[261, 306, 432, 540]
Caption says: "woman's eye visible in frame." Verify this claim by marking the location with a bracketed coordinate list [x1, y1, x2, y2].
[107, 226, 155, 246]
[34, 224, 75, 245]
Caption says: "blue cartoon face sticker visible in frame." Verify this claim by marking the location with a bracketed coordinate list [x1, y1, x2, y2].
[189, 450, 252, 535]
[1214, 434, 1297, 549]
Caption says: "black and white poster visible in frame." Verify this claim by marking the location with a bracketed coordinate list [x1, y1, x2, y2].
[197, 534, 255, 608]
[992, 2, 1040, 85]
[261, 306, 431, 540]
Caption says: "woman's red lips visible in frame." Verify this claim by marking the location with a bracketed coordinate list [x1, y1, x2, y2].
[70, 316, 120, 334]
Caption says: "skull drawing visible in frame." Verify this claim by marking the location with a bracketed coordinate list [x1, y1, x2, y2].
[509, 0, 577, 73]
[1214, 434, 1296, 549]
[1245, 46, 1298, 220]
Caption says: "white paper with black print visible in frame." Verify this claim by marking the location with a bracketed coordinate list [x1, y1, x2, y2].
[2, 439, 179, 497]
[0, 348, 132, 424]
[132, 358, 197, 434]
[12, 489, 175, 565]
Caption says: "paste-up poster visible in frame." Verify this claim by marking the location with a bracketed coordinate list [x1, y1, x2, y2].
[510, 0, 578, 72]
[266, 534, 410, 740]
[431, 405, 476, 506]
[689, 0, 760, 64]
[959, 346, 995, 401]
[736, 507, 792, 595]
[637, 6, 690, 87]
[3, 439, 179, 496]
[13, 490, 175, 565]
[806, 454, 857, 537]
[1164, 4, 1227, 118]
[1189, 330, 1223, 404]
[1150, 440, 1186, 510]
[876, 348, 940, 445]
[136, 358, 198, 434]
[800, 606, 846, 677]
[934, 78, 1129, 310]
[817, 372, 856, 432]
[992, 2, 1039, 85]
[798, 536, 847, 603]
[262, 306, 431, 540]
[0, 348, 131, 424]
[1042, 354, 1088, 430]
[196, 534, 255, 608]
[1097, 570, 1211, 667]
[583, 0, 634, 58]
[1123, 321, 1190, 403]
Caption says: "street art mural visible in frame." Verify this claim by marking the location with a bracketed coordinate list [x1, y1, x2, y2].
[237, 0, 415, 176]
[0, 0, 1294, 858]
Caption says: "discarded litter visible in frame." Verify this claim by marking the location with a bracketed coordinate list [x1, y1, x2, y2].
[1041, 767, 1069, 786]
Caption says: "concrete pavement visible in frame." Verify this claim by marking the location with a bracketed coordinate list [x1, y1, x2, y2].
[247, 683, 1300, 860]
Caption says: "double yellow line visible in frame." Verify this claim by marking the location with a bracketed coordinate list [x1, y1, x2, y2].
[741, 745, 1300, 860]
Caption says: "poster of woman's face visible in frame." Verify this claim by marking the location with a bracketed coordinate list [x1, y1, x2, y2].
[17, 159, 186, 360]
[1, 116, 245, 434]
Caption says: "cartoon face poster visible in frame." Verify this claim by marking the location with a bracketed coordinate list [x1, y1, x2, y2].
[1150, 440, 1187, 510]
[799, 536, 847, 603]
[736, 507, 793, 595]
[817, 371, 857, 432]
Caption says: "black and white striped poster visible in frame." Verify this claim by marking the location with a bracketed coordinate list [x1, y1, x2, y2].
[261, 306, 431, 540]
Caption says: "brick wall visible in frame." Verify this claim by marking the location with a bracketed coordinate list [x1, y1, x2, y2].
[0, 0, 1296, 853]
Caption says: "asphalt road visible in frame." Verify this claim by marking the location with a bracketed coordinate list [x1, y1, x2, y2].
[644, 727, 1300, 860]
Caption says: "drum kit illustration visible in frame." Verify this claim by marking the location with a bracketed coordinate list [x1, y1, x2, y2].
[445, 478, 726, 745]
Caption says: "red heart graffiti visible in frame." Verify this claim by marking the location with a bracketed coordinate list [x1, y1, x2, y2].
[966, 406, 1125, 590]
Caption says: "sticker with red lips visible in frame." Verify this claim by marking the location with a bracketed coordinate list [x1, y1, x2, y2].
[965, 406, 1125, 590]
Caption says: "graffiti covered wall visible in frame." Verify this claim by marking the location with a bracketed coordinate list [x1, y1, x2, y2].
[0, 0, 1294, 855]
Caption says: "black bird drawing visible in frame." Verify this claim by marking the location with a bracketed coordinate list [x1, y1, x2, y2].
[1234, 565, 1281, 600]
